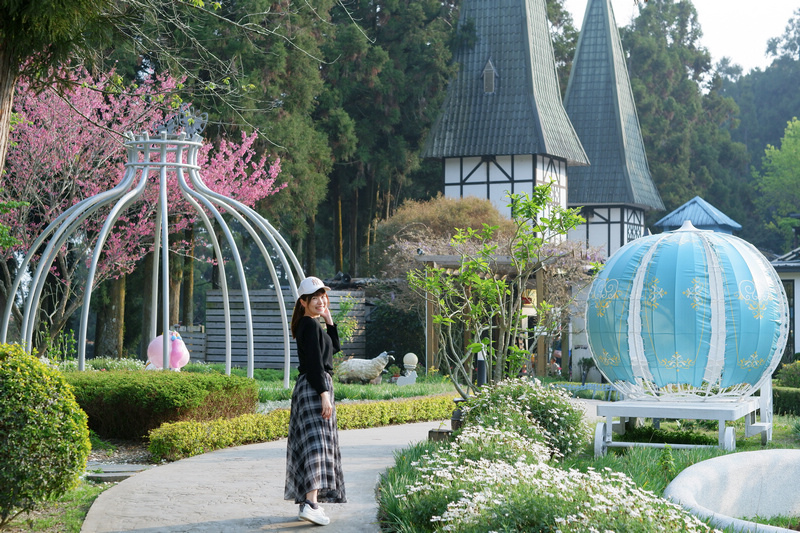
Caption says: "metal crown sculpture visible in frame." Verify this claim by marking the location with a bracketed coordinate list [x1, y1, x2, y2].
[1, 106, 303, 385]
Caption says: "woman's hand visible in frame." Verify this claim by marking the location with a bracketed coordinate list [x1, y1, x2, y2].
[320, 297, 334, 326]
[320, 391, 333, 420]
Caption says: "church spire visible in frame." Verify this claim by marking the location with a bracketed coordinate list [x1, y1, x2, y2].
[564, 0, 663, 210]
[422, 0, 588, 166]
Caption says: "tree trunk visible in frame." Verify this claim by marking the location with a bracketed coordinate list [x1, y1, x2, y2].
[169, 249, 183, 327]
[306, 212, 317, 276]
[140, 252, 154, 358]
[95, 276, 126, 358]
[334, 178, 343, 274]
[181, 227, 194, 325]
[0, 45, 17, 180]
[0, 257, 21, 343]
[349, 187, 358, 276]
[211, 222, 223, 290]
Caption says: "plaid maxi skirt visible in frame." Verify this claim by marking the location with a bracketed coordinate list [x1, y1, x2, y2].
[284, 373, 346, 504]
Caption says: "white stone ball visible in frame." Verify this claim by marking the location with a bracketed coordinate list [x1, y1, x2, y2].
[403, 352, 418, 368]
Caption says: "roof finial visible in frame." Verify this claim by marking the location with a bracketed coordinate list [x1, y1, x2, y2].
[156, 104, 208, 136]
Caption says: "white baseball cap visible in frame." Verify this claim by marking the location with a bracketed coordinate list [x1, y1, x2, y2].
[297, 276, 331, 297]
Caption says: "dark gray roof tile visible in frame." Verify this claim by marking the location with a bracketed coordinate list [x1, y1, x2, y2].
[563, 0, 663, 210]
[422, 0, 589, 166]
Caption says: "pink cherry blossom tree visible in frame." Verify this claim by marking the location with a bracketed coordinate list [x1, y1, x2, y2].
[1, 66, 283, 347]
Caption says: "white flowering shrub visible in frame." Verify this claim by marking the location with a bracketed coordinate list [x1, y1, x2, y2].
[380, 421, 720, 533]
[460, 377, 589, 458]
[57, 356, 146, 372]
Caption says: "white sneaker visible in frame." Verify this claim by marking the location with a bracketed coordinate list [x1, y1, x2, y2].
[299, 503, 330, 526]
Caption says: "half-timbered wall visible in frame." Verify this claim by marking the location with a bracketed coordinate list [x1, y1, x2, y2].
[443, 154, 568, 219]
[567, 205, 646, 258]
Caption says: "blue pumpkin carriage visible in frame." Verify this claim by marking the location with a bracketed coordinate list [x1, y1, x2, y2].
[586, 221, 789, 456]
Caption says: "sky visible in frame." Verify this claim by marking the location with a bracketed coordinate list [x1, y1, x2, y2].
[563, 0, 798, 73]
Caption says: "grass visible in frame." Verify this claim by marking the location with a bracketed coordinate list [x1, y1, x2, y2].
[560, 413, 800, 530]
[3, 481, 111, 533]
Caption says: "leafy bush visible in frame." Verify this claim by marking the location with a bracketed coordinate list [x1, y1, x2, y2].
[460, 377, 589, 458]
[148, 394, 454, 461]
[0, 344, 90, 529]
[65, 370, 258, 439]
[774, 385, 800, 416]
[776, 361, 800, 388]
[149, 410, 292, 461]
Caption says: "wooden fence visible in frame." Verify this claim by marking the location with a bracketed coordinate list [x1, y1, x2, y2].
[201, 289, 366, 369]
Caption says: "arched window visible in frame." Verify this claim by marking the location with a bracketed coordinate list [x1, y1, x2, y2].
[483, 59, 496, 94]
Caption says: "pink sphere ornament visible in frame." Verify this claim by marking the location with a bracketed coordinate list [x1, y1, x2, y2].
[147, 331, 191, 369]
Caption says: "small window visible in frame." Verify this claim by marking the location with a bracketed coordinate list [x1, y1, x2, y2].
[483, 59, 496, 93]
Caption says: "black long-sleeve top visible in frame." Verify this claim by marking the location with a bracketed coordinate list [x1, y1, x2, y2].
[296, 316, 340, 395]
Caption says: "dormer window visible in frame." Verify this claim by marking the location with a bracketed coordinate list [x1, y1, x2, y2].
[483, 59, 497, 94]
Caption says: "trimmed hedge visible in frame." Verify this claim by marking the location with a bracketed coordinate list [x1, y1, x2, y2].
[149, 394, 456, 461]
[65, 370, 258, 439]
[773, 385, 800, 416]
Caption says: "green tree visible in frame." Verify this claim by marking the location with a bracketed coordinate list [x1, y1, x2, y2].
[754, 117, 800, 252]
[314, 0, 461, 276]
[720, 10, 800, 176]
[546, 0, 580, 95]
[767, 7, 800, 61]
[622, 0, 750, 230]
[0, 0, 115, 178]
[116, 0, 340, 273]
[621, 0, 709, 211]
[408, 187, 591, 398]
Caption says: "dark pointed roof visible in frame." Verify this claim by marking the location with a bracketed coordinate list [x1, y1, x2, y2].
[563, 0, 663, 210]
[421, 0, 589, 166]
[654, 196, 741, 233]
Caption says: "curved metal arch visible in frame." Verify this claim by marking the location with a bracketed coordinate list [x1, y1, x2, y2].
[1, 120, 303, 383]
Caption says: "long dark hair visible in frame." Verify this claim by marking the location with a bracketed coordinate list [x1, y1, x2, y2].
[290, 288, 326, 338]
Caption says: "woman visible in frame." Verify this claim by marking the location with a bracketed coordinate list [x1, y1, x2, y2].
[284, 276, 346, 526]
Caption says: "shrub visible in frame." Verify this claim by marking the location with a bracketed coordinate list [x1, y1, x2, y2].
[774, 385, 800, 416]
[0, 344, 90, 529]
[181, 362, 298, 383]
[776, 361, 800, 388]
[460, 377, 589, 458]
[379, 422, 715, 533]
[148, 394, 454, 461]
[65, 370, 258, 439]
[149, 410, 292, 461]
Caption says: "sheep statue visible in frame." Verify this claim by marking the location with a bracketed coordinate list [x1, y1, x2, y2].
[337, 351, 395, 384]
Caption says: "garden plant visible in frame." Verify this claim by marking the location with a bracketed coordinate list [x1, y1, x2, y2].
[377, 377, 724, 532]
[0, 344, 91, 529]
[408, 187, 597, 398]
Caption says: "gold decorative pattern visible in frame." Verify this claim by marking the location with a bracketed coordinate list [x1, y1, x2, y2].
[595, 350, 621, 367]
[738, 352, 766, 370]
[592, 279, 620, 317]
[737, 280, 768, 319]
[643, 278, 666, 308]
[682, 278, 704, 309]
[658, 352, 696, 371]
